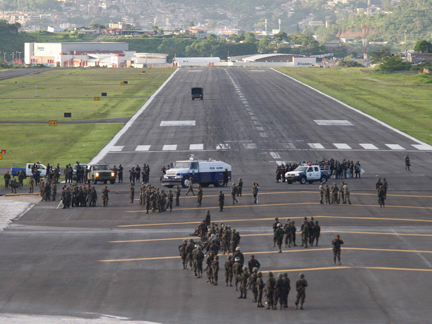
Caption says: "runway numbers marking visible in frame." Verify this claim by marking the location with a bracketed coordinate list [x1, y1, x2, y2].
[314, 120, 353, 126]
[243, 143, 257, 149]
[386, 144, 405, 150]
[216, 143, 231, 150]
[135, 145, 151, 151]
[160, 120, 196, 127]
[333, 143, 352, 150]
[189, 144, 204, 150]
[359, 143, 379, 150]
[162, 145, 177, 151]
[270, 152, 281, 159]
[109, 146, 124, 152]
[412, 144, 432, 150]
[308, 143, 325, 149]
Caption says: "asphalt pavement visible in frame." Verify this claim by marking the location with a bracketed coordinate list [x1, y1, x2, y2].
[1, 67, 432, 323]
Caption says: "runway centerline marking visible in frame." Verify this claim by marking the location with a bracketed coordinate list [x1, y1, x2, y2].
[98, 247, 432, 263]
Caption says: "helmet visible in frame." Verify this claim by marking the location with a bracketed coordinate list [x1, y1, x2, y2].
[253, 267, 258, 273]
[283, 272, 288, 277]
[257, 272, 262, 277]
[277, 223, 281, 227]
[268, 271, 273, 277]
[215, 256, 219, 260]
[235, 247, 240, 251]
[278, 273, 283, 279]
[299, 273, 305, 279]
[243, 266, 248, 271]
[228, 255, 232, 260]
[183, 240, 187, 243]
[235, 257, 240, 262]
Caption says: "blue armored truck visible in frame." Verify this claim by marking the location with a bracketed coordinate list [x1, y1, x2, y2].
[162, 155, 231, 188]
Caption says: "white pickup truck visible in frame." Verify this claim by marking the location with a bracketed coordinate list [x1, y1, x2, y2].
[285, 165, 331, 185]
[11, 162, 47, 178]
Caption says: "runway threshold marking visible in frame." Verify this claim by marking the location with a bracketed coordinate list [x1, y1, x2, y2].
[98, 247, 432, 262]
[109, 230, 432, 243]
[118, 215, 432, 228]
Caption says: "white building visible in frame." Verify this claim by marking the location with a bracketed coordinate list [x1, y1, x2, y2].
[173, 57, 221, 66]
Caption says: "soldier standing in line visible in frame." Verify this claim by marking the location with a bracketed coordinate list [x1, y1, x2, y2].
[186, 180, 194, 196]
[301, 220, 309, 248]
[179, 240, 188, 269]
[225, 255, 234, 287]
[342, 182, 352, 204]
[378, 186, 386, 207]
[231, 183, 238, 204]
[130, 183, 135, 203]
[239, 266, 249, 299]
[248, 255, 261, 273]
[272, 218, 281, 247]
[250, 267, 259, 302]
[237, 178, 243, 197]
[145, 190, 151, 214]
[266, 272, 276, 310]
[319, 182, 324, 204]
[29, 176, 34, 193]
[212, 256, 219, 286]
[218, 190, 225, 212]
[139, 183, 145, 205]
[51, 182, 57, 201]
[44, 181, 51, 202]
[295, 273, 308, 310]
[206, 251, 214, 284]
[325, 184, 331, 204]
[186, 239, 195, 270]
[256, 272, 265, 308]
[284, 219, 292, 248]
[118, 164, 123, 183]
[166, 190, 173, 212]
[275, 223, 285, 253]
[282, 273, 291, 308]
[382, 178, 388, 198]
[405, 154, 411, 171]
[196, 246, 204, 278]
[175, 186, 181, 206]
[197, 185, 203, 207]
[332, 235, 344, 265]
[291, 221, 297, 246]
[274, 273, 286, 310]
[339, 182, 345, 204]
[252, 183, 258, 204]
[90, 187, 97, 207]
[102, 186, 109, 207]
[61, 187, 67, 209]
[312, 221, 321, 246]
[4, 171, 11, 189]
[375, 178, 382, 193]
[233, 257, 243, 291]
[332, 183, 339, 205]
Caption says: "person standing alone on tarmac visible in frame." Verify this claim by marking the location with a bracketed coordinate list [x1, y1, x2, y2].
[4, 171, 11, 189]
[332, 235, 344, 265]
[405, 154, 411, 171]
[186, 180, 194, 196]
[295, 273, 308, 310]
[218, 191, 225, 212]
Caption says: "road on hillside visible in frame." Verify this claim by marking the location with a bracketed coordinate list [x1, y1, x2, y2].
[1, 67, 432, 323]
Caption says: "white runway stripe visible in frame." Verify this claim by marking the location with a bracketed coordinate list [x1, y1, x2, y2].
[412, 144, 432, 150]
[333, 143, 352, 149]
[243, 143, 257, 149]
[135, 145, 151, 151]
[189, 144, 204, 150]
[385, 144, 405, 150]
[162, 145, 177, 151]
[308, 143, 325, 149]
[109, 146, 124, 152]
[359, 143, 379, 150]
[216, 144, 231, 150]
[314, 120, 353, 126]
[270, 152, 281, 159]
[160, 120, 196, 126]
[260, 133, 268, 137]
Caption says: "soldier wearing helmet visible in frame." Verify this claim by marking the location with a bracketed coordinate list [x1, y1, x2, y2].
[295, 273, 308, 310]
[234, 246, 244, 266]
[239, 266, 250, 299]
[274, 273, 286, 310]
[225, 255, 234, 287]
[249, 267, 259, 303]
[256, 272, 265, 308]
[233, 257, 243, 291]
[282, 272, 291, 308]
[266, 272, 276, 310]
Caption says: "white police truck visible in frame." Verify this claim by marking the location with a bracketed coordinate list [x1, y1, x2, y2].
[162, 155, 231, 188]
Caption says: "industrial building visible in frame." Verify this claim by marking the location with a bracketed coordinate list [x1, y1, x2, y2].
[24, 42, 168, 67]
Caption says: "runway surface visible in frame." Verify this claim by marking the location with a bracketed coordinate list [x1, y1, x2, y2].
[1, 67, 432, 323]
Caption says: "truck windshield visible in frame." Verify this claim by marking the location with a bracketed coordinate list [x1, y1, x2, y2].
[174, 162, 189, 168]
[294, 166, 308, 172]
[191, 88, 203, 95]
[93, 165, 110, 170]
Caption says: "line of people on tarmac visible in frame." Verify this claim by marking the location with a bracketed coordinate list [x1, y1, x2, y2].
[319, 182, 352, 205]
[180, 214, 309, 310]
[276, 159, 362, 183]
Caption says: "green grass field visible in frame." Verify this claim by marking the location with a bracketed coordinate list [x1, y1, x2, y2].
[0, 67, 176, 169]
[275, 67, 432, 145]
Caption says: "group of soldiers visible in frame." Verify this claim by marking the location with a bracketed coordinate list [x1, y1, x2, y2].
[275, 159, 362, 183]
[59, 184, 101, 208]
[179, 215, 309, 310]
[319, 182, 352, 205]
[129, 164, 150, 183]
[133, 183, 179, 213]
[272, 217, 321, 252]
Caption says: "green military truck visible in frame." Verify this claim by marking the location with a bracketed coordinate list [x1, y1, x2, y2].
[85, 164, 116, 184]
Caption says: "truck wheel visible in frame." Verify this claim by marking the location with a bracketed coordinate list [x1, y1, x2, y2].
[181, 177, 190, 188]
[201, 97, 203, 100]
[320, 176, 327, 184]
[308, 180, 314, 184]
[110, 180, 115, 184]
[192, 97, 195, 100]
[287, 181, 293, 184]
[104, 180, 107, 184]
[214, 179, 223, 187]
[300, 176, 307, 185]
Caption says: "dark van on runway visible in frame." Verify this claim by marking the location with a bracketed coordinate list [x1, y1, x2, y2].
[191, 87, 203, 100]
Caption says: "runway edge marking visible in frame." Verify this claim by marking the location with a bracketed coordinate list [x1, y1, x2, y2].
[89, 68, 180, 164]
[270, 68, 428, 146]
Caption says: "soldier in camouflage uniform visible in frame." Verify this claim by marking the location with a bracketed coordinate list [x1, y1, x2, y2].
[295, 273, 308, 310]
[102, 186, 109, 207]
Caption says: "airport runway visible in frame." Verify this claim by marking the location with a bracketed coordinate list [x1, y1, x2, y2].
[1, 67, 432, 323]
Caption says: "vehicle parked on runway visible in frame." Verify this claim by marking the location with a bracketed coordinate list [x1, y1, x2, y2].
[162, 155, 231, 188]
[191, 87, 203, 100]
[11, 162, 47, 178]
[285, 164, 331, 184]
[85, 164, 116, 184]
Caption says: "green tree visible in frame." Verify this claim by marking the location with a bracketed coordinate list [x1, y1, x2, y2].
[414, 40, 432, 53]
[369, 46, 391, 64]
[379, 55, 411, 72]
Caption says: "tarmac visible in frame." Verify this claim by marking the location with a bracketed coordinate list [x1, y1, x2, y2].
[0, 67, 431, 323]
